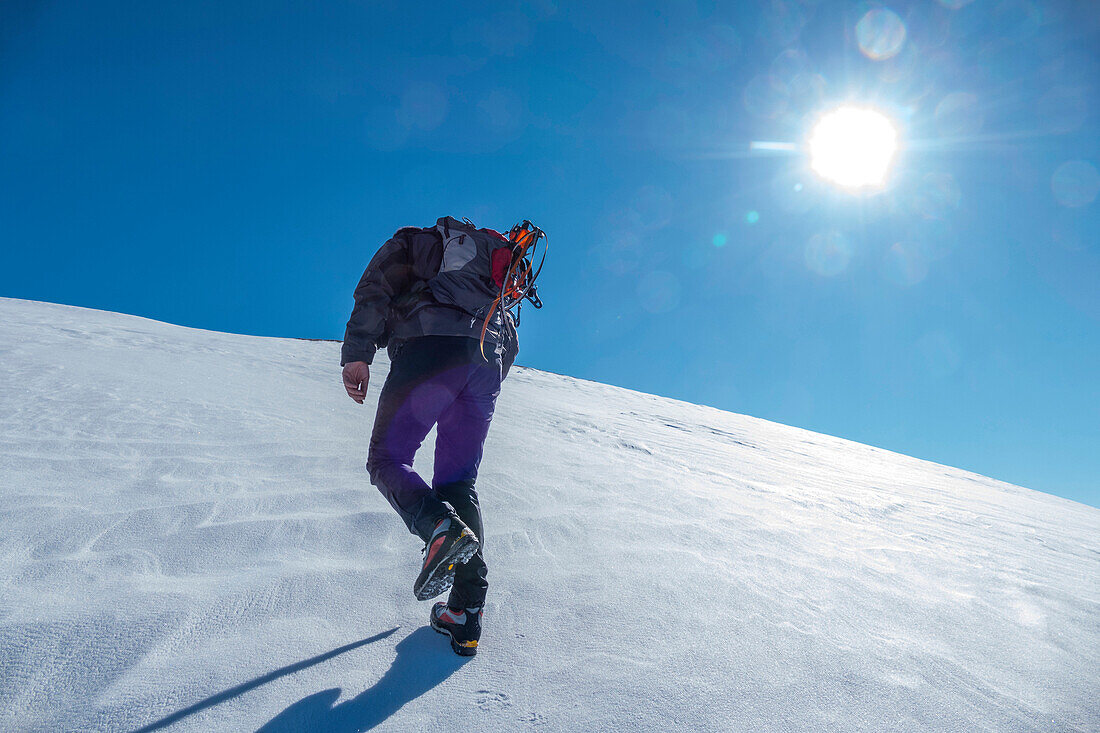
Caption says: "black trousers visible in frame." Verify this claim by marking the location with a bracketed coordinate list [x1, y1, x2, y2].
[367, 336, 500, 609]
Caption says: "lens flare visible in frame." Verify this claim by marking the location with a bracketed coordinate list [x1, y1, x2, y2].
[805, 231, 853, 277]
[884, 242, 930, 286]
[856, 8, 907, 60]
[935, 92, 984, 137]
[914, 172, 962, 219]
[637, 270, 681, 314]
[1051, 160, 1100, 208]
[808, 106, 899, 190]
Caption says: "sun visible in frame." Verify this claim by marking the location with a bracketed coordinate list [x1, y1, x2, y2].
[808, 106, 899, 190]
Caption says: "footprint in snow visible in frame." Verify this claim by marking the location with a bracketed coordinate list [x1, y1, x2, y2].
[475, 690, 511, 710]
[619, 439, 653, 455]
[519, 710, 547, 725]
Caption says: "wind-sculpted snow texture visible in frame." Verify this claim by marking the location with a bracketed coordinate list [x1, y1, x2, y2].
[0, 297, 1097, 732]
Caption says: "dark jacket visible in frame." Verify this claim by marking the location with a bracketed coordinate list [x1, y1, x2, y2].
[341, 217, 519, 371]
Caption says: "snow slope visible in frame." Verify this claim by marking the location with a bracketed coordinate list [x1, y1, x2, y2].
[0, 297, 1097, 732]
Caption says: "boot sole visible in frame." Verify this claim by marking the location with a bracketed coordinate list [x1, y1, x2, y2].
[430, 616, 479, 656]
[413, 533, 479, 601]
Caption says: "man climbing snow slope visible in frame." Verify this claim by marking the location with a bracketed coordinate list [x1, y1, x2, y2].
[341, 216, 546, 656]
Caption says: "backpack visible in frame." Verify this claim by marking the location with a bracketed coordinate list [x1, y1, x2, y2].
[426, 216, 513, 322]
[427, 216, 546, 359]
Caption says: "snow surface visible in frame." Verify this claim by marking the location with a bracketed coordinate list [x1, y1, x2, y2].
[0, 296, 1097, 732]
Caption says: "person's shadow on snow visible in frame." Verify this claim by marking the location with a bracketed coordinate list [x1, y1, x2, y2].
[257, 626, 470, 732]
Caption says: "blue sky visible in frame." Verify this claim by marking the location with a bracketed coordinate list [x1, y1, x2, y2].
[2, 0, 1098, 507]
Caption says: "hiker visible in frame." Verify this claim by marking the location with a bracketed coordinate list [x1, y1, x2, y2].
[340, 216, 545, 656]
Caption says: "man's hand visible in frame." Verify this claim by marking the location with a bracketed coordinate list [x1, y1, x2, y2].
[342, 361, 370, 404]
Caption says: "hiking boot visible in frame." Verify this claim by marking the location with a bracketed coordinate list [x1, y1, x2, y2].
[430, 601, 482, 656]
[414, 516, 480, 601]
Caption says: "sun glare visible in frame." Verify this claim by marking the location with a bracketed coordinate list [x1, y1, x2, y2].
[808, 106, 899, 190]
